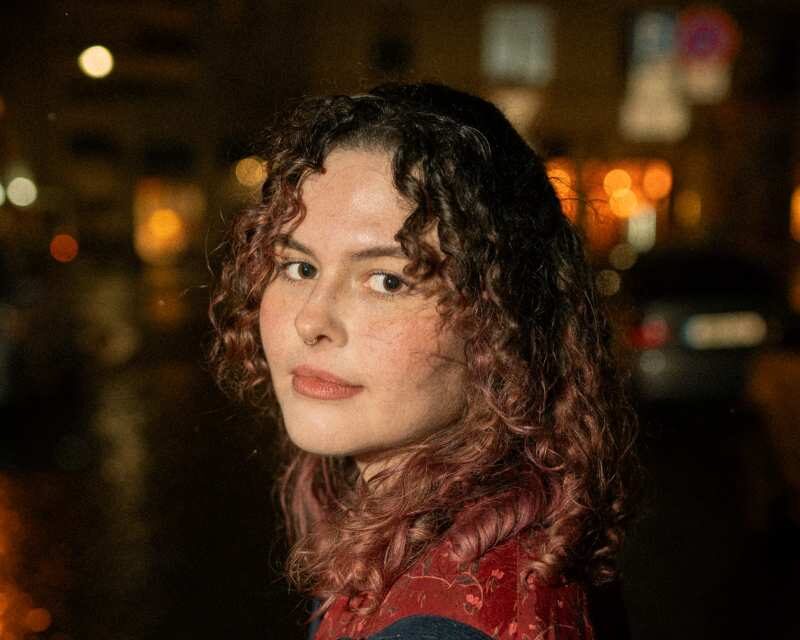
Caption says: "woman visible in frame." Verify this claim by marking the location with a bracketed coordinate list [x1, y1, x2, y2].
[209, 83, 639, 639]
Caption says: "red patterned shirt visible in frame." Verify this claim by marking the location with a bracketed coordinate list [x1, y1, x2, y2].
[314, 535, 595, 640]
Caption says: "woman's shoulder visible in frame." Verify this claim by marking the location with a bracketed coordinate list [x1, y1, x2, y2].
[314, 535, 594, 640]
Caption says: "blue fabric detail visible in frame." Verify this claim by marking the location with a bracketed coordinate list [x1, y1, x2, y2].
[307, 599, 322, 640]
[342, 614, 494, 640]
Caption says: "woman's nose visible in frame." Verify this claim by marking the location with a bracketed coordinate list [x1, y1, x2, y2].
[294, 281, 348, 347]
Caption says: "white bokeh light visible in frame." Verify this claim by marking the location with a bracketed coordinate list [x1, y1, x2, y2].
[7, 177, 37, 207]
[78, 45, 114, 78]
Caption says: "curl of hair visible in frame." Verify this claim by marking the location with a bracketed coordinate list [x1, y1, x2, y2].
[208, 83, 640, 618]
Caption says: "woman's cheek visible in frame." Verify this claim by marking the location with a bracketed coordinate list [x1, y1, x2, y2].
[360, 314, 449, 378]
[259, 289, 296, 362]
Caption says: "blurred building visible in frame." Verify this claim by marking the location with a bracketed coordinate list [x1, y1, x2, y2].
[0, 0, 798, 288]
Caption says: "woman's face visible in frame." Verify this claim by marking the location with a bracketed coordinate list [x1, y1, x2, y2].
[259, 147, 467, 469]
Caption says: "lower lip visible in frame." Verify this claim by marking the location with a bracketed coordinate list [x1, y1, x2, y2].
[291, 375, 364, 400]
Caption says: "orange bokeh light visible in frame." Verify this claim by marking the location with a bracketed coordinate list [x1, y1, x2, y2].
[146, 208, 183, 242]
[791, 186, 800, 242]
[49, 234, 79, 263]
[603, 169, 632, 196]
[609, 188, 638, 218]
[24, 608, 52, 632]
[642, 161, 673, 200]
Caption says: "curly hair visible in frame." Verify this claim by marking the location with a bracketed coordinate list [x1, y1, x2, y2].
[208, 82, 640, 617]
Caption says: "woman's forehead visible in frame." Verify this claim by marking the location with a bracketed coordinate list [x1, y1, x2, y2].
[292, 149, 412, 241]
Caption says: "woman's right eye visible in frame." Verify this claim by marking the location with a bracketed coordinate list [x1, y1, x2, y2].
[278, 261, 317, 281]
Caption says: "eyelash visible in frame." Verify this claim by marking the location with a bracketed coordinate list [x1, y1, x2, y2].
[275, 260, 410, 300]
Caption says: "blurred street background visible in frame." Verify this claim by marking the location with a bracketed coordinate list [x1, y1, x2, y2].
[1, 1, 799, 638]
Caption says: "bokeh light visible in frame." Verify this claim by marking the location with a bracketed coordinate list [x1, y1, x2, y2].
[790, 185, 800, 242]
[609, 243, 638, 270]
[133, 179, 202, 265]
[609, 187, 638, 218]
[6, 177, 37, 207]
[50, 234, 79, 263]
[603, 168, 632, 196]
[146, 208, 184, 243]
[0, 183, 5, 206]
[23, 608, 51, 633]
[642, 161, 673, 200]
[135, 205, 188, 265]
[627, 204, 657, 251]
[78, 45, 114, 78]
[234, 156, 267, 188]
[596, 269, 621, 296]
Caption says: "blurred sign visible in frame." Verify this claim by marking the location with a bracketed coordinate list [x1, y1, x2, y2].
[620, 11, 690, 142]
[678, 7, 739, 63]
[677, 6, 740, 104]
[620, 7, 740, 139]
[481, 4, 555, 85]
[631, 11, 676, 65]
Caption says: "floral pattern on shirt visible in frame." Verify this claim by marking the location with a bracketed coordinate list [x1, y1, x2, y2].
[314, 535, 594, 640]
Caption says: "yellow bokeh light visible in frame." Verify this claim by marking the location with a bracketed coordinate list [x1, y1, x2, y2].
[642, 161, 673, 200]
[609, 188, 638, 218]
[790, 186, 800, 242]
[6, 177, 37, 207]
[134, 179, 202, 265]
[135, 207, 188, 265]
[78, 45, 114, 78]
[603, 169, 632, 196]
[675, 189, 702, 228]
[50, 234, 79, 263]
[235, 156, 267, 188]
[0, 183, 5, 206]
[147, 208, 184, 242]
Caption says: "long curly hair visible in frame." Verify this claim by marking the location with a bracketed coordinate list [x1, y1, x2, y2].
[209, 82, 640, 617]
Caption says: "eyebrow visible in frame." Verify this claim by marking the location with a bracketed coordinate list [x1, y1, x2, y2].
[275, 234, 407, 261]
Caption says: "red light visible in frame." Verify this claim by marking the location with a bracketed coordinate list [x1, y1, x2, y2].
[50, 234, 79, 263]
[627, 316, 671, 349]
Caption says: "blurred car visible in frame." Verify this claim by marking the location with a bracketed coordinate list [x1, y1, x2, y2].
[616, 247, 787, 407]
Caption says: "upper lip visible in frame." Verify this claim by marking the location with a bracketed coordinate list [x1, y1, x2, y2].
[291, 365, 361, 387]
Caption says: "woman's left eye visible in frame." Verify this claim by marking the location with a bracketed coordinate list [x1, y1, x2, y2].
[279, 261, 317, 280]
[367, 273, 407, 296]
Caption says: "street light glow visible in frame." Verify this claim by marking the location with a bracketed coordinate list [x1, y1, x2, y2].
[6, 177, 37, 207]
[78, 45, 114, 78]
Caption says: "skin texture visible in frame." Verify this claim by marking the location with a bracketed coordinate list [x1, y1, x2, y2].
[259, 148, 468, 474]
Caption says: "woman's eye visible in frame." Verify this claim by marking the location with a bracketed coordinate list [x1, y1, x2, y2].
[280, 261, 317, 280]
[367, 273, 407, 295]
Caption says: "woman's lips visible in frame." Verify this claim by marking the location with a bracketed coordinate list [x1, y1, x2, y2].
[290, 365, 364, 400]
